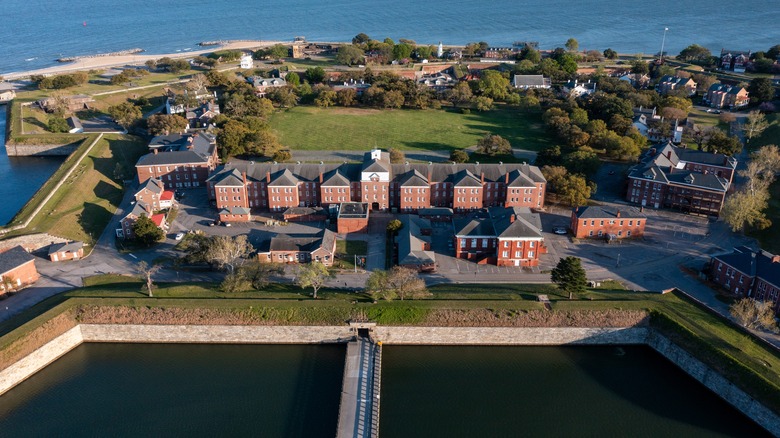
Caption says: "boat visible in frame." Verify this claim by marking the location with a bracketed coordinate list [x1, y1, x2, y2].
[25, 57, 36, 61]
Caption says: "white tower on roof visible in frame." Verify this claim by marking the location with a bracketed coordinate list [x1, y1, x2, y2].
[437, 42, 444, 58]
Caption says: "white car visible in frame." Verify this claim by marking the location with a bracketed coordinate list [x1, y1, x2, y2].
[175, 232, 185, 241]
[552, 227, 568, 235]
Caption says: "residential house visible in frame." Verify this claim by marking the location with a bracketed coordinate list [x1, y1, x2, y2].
[633, 116, 684, 144]
[257, 229, 336, 266]
[513, 75, 551, 89]
[483, 47, 514, 59]
[206, 149, 546, 216]
[656, 76, 697, 96]
[454, 207, 545, 267]
[720, 49, 751, 72]
[48, 241, 84, 262]
[619, 73, 651, 88]
[0, 246, 39, 294]
[250, 77, 287, 97]
[417, 73, 457, 91]
[135, 177, 174, 210]
[562, 80, 597, 97]
[626, 142, 736, 215]
[119, 202, 168, 239]
[570, 206, 646, 239]
[396, 215, 435, 272]
[135, 133, 219, 189]
[705, 83, 749, 109]
[240, 54, 254, 69]
[710, 246, 780, 313]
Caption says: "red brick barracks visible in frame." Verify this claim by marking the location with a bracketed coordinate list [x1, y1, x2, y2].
[571, 206, 646, 239]
[135, 133, 220, 189]
[627, 142, 736, 216]
[710, 246, 780, 313]
[207, 149, 547, 221]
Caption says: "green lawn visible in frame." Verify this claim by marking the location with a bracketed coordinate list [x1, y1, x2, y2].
[334, 240, 368, 270]
[750, 113, 780, 149]
[269, 106, 553, 153]
[748, 179, 780, 253]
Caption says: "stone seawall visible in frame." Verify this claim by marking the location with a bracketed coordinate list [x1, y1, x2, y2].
[0, 326, 83, 396]
[5, 143, 79, 156]
[373, 326, 649, 345]
[79, 324, 355, 344]
[647, 331, 780, 436]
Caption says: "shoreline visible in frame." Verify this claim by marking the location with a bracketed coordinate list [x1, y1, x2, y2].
[1, 40, 286, 81]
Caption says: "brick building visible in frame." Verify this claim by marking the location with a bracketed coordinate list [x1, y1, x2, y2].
[0, 246, 39, 294]
[257, 229, 336, 266]
[720, 49, 751, 72]
[570, 206, 646, 239]
[135, 178, 174, 211]
[705, 83, 749, 110]
[135, 133, 219, 189]
[396, 215, 435, 272]
[206, 149, 546, 218]
[337, 202, 370, 234]
[454, 207, 545, 266]
[710, 246, 780, 313]
[656, 75, 697, 96]
[626, 142, 736, 216]
[119, 202, 168, 239]
[48, 241, 84, 262]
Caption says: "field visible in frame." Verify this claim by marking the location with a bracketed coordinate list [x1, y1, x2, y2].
[6, 135, 148, 244]
[750, 112, 780, 149]
[269, 106, 553, 152]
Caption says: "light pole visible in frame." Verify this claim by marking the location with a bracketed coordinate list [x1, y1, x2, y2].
[659, 27, 669, 63]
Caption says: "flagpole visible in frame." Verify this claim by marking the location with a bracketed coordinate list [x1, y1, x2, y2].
[660, 27, 669, 62]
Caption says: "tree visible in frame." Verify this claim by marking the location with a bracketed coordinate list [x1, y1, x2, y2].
[721, 188, 770, 232]
[268, 44, 289, 60]
[133, 215, 165, 246]
[474, 96, 493, 111]
[692, 73, 717, 93]
[743, 110, 769, 142]
[450, 149, 469, 163]
[216, 119, 250, 158]
[47, 116, 69, 133]
[730, 298, 778, 332]
[336, 45, 365, 66]
[147, 114, 188, 135]
[382, 90, 404, 109]
[268, 87, 298, 108]
[285, 72, 300, 87]
[220, 271, 252, 293]
[392, 43, 414, 60]
[107, 102, 142, 128]
[565, 38, 579, 53]
[478, 70, 510, 100]
[445, 81, 473, 107]
[157, 57, 190, 73]
[556, 174, 592, 207]
[386, 219, 403, 234]
[389, 148, 405, 164]
[477, 134, 511, 156]
[314, 90, 337, 108]
[206, 235, 253, 274]
[239, 261, 283, 290]
[352, 33, 371, 45]
[365, 267, 430, 301]
[551, 256, 587, 299]
[704, 130, 742, 156]
[305, 66, 326, 84]
[296, 262, 333, 299]
[137, 261, 161, 297]
[748, 78, 775, 104]
[678, 44, 712, 62]
[630, 60, 650, 75]
[336, 88, 357, 107]
[603, 48, 618, 59]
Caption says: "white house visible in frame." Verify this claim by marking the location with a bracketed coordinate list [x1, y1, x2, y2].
[240, 54, 253, 69]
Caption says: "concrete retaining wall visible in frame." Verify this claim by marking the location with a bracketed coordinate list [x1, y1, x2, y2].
[79, 324, 355, 344]
[647, 331, 780, 436]
[0, 326, 83, 396]
[5, 143, 80, 156]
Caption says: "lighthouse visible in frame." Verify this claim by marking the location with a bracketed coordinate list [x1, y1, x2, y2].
[437, 42, 444, 58]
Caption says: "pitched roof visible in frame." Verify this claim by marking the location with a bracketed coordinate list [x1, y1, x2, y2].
[321, 170, 351, 186]
[628, 142, 735, 191]
[490, 207, 543, 239]
[454, 213, 495, 237]
[150, 214, 166, 227]
[269, 169, 299, 186]
[452, 169, 482, 187]
[398, 169, 429, 187]
[263, 229, 335, 253]
[713, 246, 780, 288]
[48, 241, 84, 255]
[136, 150, 210, 167]
[0, 246, 35, 275]
[396, 215, 435, 266]
[136, 178, 165, 196]
[160, 191, 174, 201]
[573, 206, 646, 220]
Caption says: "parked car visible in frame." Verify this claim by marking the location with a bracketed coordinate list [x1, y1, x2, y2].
[175, 232, 185, 241]
[552, 226, 567, 235]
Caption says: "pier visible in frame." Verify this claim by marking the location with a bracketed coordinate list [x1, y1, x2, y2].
[337, 324, 382, 438]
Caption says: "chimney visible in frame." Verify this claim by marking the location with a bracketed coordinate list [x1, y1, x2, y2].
[153, 148, 158, 155]
[666, 150, 671, 159]
[319, 170, 323, 184]
[669, 165, 674, 174]
[510, 214, 516, 223]
[505, 173, 509, 184]
[481, 172, 485, 184]
[616, 209, 621, 218]
[427, 162, 432, 184]
[266, 171, 271, 183]
[242, 172, 249, 208]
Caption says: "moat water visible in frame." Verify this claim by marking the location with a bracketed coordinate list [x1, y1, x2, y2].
[2, 0, 778, 74]
[0, 105, 64, 225]
[0, 344, 770, 437]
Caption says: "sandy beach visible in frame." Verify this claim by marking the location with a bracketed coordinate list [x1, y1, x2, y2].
[2, 40, 286, 81]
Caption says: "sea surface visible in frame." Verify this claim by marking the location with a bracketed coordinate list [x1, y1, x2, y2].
[2, 0, 779, 74]
[0, 105, 64, 225]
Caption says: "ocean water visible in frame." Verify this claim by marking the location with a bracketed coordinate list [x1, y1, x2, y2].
[2, 0, 779, 74]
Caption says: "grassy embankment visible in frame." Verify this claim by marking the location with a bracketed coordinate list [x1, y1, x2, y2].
[3, 135, 147, 244]
[269, 106, 552, 156]
[0, 279, 778, 414]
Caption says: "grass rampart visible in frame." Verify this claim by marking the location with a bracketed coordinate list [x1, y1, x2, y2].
[0, 283, 777, 414]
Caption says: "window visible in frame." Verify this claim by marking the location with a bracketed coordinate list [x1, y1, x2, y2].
[598, 231, 603, 237]
[600, 220, 604, 226]
[482, 239, 488, 248]
[471, 239, 476, 247]
[528, 251, 534, 258]
[627, 230, 631, 237]
[589, 231, 593, 236]
[504, 241, 509, 248]
[502, 251, 509, 258]
[529, 241, 535, 248]
[460, 239, 466, 248]
[515, 251, 521, 258]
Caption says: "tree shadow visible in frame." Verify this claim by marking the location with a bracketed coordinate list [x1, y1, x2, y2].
[23, 117, 47, 131]
[77, 202, 112, 242]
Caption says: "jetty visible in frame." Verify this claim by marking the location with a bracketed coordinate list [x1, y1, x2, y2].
[337, 323, 382, 438]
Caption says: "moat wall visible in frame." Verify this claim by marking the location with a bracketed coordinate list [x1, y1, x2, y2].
[5, 142, 80, 156]
[0, 324, 777, 435]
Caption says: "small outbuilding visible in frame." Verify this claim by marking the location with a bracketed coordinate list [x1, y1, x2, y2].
[48, 241, 84, 262]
